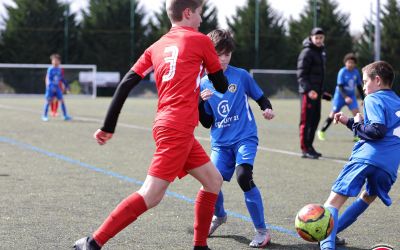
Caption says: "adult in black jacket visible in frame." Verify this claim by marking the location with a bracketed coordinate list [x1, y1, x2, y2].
[297, 27, 331, 159]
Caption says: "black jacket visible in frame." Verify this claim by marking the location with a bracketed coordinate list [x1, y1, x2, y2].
[296, 37, 326, 94]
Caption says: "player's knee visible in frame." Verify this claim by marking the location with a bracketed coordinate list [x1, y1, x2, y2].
[360, 190, 376, 204]
[236, 164, 256, 192]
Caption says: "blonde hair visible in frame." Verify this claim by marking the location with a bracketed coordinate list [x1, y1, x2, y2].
[362, 61, 394, 87]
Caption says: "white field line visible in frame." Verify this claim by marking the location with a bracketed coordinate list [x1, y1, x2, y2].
[1, 104, 349, 166]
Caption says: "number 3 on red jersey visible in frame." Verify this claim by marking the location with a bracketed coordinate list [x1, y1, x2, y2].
[162, 45, 179, 82]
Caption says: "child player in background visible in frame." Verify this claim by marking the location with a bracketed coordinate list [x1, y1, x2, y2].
[318, 53, 365, 141]
[42, 53, 71, 121]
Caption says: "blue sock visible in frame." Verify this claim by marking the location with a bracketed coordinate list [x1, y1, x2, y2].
[320, 206, 338, 250]
[244, 187, 266, 229]
[43, 102, 49, 116]
[337, 198, 369, 233]
[214, 191, 227, 217]
[61, 102, 68, 116]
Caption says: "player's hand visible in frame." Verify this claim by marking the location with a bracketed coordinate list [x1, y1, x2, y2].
[262, 109, 275, 120]
[94, 129, 113, 145]
[308, 90, 318, 100]
[354, 113, 364, 123]
[200, 89, 213, 101]
[345, 96, 353, 104]
[334, 112, 349, 125]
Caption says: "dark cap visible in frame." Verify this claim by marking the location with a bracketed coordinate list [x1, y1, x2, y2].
[310, 27, 324, 35]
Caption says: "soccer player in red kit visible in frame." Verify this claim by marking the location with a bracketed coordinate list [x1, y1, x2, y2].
[73, 0, 228, 249]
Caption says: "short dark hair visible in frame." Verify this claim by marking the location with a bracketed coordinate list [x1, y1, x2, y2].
[362, 61, 395, 87]
[166, 0, 203, 22]
[343, 53, 357, 64]
[207, 29, 235, 54]
[50, 53, 61, 61]
[310, 27, 324, 36]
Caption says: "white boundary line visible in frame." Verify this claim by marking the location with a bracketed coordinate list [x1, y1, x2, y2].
[0, 104, 348, 166]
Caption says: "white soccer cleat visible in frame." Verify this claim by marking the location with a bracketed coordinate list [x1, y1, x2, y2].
[208, 215, 227, 236]
[249, 228, 271, 248]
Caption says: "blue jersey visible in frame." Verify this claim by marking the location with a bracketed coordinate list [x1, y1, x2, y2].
[336, 67, 362, 96]
[47, 66, 64, 87]
[200, 65, 264, 146]
[350, 90, 400, 182]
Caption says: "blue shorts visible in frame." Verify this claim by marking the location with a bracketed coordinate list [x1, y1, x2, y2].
[332, 161, 394, 206]
[332, 93, 358, 113]
[210, 138, 258, 181]
[45, 85, 63, 101]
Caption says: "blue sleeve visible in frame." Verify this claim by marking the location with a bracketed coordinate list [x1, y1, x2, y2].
[337, 68, 345, 85]
[47, 68, 52, 83]
[243, 70, 263, 100]
[364, 95, 386, 125]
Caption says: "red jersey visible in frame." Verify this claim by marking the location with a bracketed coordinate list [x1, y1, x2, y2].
[132, 26, 222, 133]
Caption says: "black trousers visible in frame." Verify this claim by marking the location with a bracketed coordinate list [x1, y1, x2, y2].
[299, 93, 321, 152]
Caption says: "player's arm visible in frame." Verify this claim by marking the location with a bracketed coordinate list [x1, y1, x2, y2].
[101, 70, 142, 133]
[207, 70, 228, 93]
[356, 85, 365, 100]
[297, 49, 313, 93]
[349, 120, 387, 140]
[198, 100, 214, 129]
[256, 95, 272, 111]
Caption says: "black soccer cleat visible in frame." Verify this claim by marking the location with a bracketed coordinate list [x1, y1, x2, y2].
[73, 236, 101, 250]
[193, 246, 211, 250]
[301, 150, 320, 159]
[309, 147, 322, 157]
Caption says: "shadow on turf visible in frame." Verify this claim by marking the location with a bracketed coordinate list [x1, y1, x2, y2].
[187, 227, 366, 250]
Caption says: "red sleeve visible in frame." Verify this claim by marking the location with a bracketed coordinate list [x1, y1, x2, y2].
[201, 36, 222, 74]
[131, 48, 153, 78]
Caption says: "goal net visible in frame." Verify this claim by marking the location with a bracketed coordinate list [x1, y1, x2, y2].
[250, 69, 298, 98]
[0, 63, 97, 98]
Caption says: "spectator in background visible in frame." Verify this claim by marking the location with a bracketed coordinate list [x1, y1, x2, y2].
[297, 27, 331, 159]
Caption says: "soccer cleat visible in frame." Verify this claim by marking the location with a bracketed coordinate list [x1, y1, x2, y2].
[301, 150, 319, 159]
[249, 228, 271, 248]
[317, 130, 326, 141]
[335, 235, 345, 245]
[193, 246, 211, 250]
[208, 215, 227, 236]
[353, 136, 360, 142]
[64, 115, 72, 121]
[309, 147, 322, 157]
[41, 115, 49, 122]
[51, 112, 58, 117]
[73, 237, 101, 250]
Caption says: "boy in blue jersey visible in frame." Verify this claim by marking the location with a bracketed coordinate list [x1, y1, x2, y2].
[318, 53, 365, 141]
[198, 29, 275, 248]
[42, 54, 71, 121]
[319, 61, 400, 250]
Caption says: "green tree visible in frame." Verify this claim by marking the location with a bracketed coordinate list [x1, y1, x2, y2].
[80, 0, 148, 73]
[0, 0, 79, 63]
[0, 0, 79, 94]
[354, 21, 374, 68]
[147, 0, 218, 44]
[381, 0, 400, 94]
[288, 0, 353, 93]
[227, 0, 288, 70]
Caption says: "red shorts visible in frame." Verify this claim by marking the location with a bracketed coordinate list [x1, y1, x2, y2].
[148, 126, 210, 182]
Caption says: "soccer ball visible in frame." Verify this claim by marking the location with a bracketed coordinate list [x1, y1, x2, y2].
[295, 204, 334, 242]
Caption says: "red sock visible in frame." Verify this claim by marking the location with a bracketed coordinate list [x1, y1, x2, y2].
[193, 190, 218, 247]
[93, 192, 148, 246]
